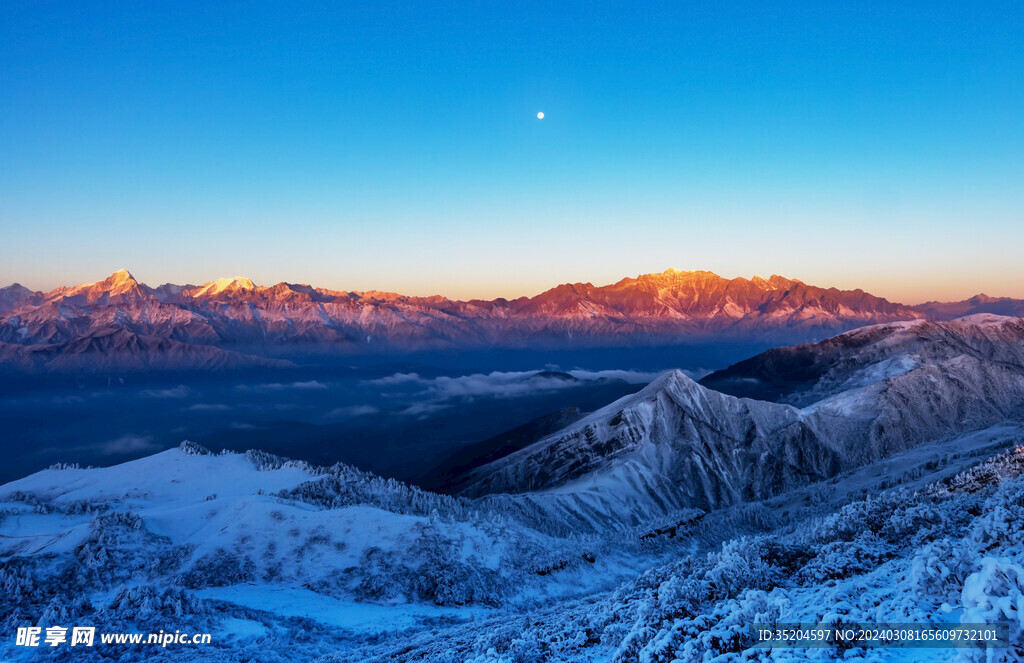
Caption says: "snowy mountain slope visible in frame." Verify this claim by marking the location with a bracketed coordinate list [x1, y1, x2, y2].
[2, 425, 1023, 661]
[701, 315, 1024, 405]
[455, 370, 835, 508]
[456, 316, 1024, 512]
[0, 444, 573, 601]
[422, 407, 587, 493]
[0, 442, 664, 595]
[0, 439, 696, 662]
[0, 268, 926, 373]
[351, 441, 1024, 663]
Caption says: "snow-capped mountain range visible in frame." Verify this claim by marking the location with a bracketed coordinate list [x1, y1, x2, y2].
[0, 267, 996, 373]
[3, 312, 1024, 661]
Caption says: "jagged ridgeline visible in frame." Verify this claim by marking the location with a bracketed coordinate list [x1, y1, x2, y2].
[0, 267, 962, 373]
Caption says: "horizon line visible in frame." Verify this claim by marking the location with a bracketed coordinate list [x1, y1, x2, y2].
[1, 266, 1013, 308]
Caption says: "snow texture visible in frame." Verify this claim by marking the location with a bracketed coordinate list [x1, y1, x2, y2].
[4, 316, 1024, 661]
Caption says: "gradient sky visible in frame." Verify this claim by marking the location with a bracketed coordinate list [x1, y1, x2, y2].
[1, 1, 1022, 303]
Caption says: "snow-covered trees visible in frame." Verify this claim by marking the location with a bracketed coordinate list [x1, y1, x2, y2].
[4, 439, 1024, 662]
[959, 558, 1024, 662]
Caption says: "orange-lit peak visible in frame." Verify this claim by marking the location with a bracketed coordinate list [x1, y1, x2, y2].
[195, 276, 257, 297]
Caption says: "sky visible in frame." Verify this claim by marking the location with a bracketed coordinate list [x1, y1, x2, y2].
[1, 1, 1022, 304]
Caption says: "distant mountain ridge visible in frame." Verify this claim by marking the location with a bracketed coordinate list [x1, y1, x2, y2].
[0, 267, 1013, 373]
[911, 294, 1024, 320]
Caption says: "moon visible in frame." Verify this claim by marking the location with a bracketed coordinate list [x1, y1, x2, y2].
[537, 112, 544, 119]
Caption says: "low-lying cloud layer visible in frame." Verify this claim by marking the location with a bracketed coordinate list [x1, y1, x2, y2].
[100, 434, 161, 455]
[234, 380, 328, 393]
[325, 405, 380, 419]
[139, 385, 192, 399]
[368, 371, 574, 401]
[185, 403, 232, 412]
[568, 368, 709, 383]
[366, 368, 680, 415]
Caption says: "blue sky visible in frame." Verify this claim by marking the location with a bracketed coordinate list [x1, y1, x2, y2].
[1, 1, 1022, 302]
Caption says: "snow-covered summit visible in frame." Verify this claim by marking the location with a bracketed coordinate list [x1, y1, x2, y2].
[1, 442, 319, 514]
[191, 276, 258, 298]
